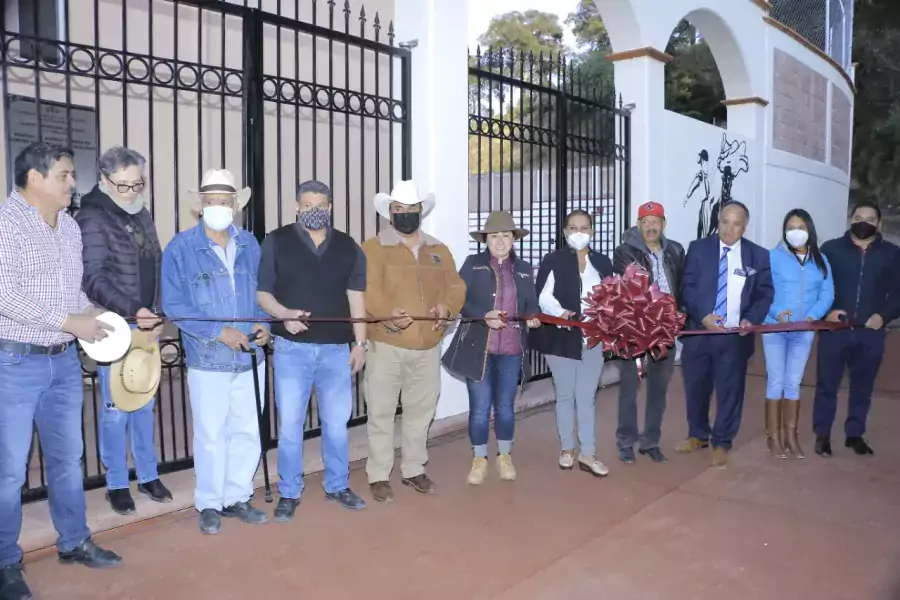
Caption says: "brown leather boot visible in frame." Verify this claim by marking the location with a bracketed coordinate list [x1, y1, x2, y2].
[765, 400, 787, 459]
[782, 400, 805, 459]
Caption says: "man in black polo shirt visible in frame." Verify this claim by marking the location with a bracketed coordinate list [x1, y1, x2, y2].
[257, 181, 368, 521]
[813, 200, 900, 457]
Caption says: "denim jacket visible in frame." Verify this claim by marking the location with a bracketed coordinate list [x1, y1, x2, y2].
[765, 242, 834, 324]
[161, 222, 268, 372]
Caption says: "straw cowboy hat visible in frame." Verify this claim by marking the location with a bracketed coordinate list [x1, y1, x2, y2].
[470, 210, 530, 243]
[374, 180, 435, 220]
[189, 168, 251, 209]
[109, 329, 162, 412]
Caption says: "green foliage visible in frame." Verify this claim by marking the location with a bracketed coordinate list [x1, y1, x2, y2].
[664, 23, 726, 126]
[477, 10, 566, 58]
[851, 0, 900, 222]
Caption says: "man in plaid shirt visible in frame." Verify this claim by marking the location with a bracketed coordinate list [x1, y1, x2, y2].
[0, 142, 124, 600]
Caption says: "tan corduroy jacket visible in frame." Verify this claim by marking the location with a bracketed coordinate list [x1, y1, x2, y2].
[361, 228, 467, 350]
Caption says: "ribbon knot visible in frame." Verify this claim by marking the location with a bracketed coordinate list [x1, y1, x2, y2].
[581, 263, 687, 360]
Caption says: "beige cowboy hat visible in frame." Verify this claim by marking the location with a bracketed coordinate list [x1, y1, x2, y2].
[373, 180, 435, 220]
[189, 168, 251, 209]
[109, 329, 162, 412]
[470, 210, 530, 243]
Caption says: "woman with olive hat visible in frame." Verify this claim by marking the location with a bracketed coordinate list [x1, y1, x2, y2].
[443, 211, 541, 485]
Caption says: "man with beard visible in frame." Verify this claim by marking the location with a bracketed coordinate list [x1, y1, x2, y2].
[813, 200, 900, 457]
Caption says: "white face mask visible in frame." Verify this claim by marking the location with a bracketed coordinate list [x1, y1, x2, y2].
[566, 232, 591, 252]
[785, 228, 809, 249]
[203, 205, 235, 232]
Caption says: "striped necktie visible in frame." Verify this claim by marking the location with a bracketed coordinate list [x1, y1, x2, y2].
[714, 246, 730, 318]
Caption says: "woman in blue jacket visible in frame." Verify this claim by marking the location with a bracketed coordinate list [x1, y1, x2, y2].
[763, 209, 834, 460]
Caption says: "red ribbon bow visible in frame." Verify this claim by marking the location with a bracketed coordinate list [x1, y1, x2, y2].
[581, 264, 686, 360]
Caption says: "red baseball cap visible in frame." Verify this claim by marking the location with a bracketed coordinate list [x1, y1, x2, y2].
[638, 201, 665, 220]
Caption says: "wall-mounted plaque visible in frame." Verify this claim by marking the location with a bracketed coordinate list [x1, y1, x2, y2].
[6, 94, 99, 206]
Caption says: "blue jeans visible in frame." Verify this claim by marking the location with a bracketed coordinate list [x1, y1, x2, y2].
[0, 345, 91, 567]
[97, 365, 160, 490]
[466, 354, 522, 457]
[762, 331, 815, 401]
[274, 338, 352, 497]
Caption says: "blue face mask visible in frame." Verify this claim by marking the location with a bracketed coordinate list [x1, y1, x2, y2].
[297, 207, 330, 231]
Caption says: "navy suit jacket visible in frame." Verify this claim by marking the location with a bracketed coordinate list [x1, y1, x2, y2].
[681, 234, 775, 333]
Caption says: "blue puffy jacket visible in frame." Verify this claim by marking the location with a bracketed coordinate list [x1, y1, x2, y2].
[765, 242, 834, 324]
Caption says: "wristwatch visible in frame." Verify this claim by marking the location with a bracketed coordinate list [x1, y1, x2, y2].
[351, 341, 370, 352]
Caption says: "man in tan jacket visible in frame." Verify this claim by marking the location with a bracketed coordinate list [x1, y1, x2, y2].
[362, 181, 466, 503]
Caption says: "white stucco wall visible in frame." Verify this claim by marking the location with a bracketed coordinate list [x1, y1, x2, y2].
[398, 0, 855, 420]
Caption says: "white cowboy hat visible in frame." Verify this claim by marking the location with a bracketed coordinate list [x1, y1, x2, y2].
[373, 180, 435, 220]
[189, 168, 251, 209]
[109, 329, 162, 413]
[78, 311, 132, 363]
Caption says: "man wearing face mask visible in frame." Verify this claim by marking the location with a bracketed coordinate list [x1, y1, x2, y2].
[611, 202, 685, 465]
[361, 180, 466, 503]
[161, 169, 271, 535]
[74, 146, 172, 515]
[256, 180, 368, 519]
[813, 200, 900, 457]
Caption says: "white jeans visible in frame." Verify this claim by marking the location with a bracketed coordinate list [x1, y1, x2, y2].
[187, 365, 264, 511]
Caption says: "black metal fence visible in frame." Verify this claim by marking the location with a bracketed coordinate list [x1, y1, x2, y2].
[2, 0, 410, 503]
[467, 47, 631, 379]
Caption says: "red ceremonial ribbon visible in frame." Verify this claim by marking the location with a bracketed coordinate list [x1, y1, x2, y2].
[124, 262, 887, 358]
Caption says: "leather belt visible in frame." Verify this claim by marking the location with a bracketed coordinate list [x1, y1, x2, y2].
[0, 339, 73, 356]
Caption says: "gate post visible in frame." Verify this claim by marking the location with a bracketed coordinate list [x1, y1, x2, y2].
[555, 90, 568, 249]
[242, 9, 266, 242]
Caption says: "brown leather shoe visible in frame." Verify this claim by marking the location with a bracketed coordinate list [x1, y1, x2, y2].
[712, 447, 728, 469]
[401, 473, 436, 495]
[369, 481, 393, 504]
[765, 400, 788, 459]
[782, 400, 805, 459]
[675, 437, 709, 453]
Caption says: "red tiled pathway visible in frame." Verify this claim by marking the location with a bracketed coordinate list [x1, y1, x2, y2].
[22, 343, 900, 600]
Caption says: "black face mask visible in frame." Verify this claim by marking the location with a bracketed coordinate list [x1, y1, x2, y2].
[391, 212, 421, 235]
[850, 221, 877, 240]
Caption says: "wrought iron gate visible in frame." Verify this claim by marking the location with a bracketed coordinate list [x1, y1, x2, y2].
[1, 0, 410, 502]
[467, 47, 631, 379]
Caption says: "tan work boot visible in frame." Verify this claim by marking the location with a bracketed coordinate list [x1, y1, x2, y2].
[782, 400, 805, 459]
[675, 437, 709, 453]
[496, 454, 516, 481]
[467, 457, 489, 485]
[712, 446, 728, 469]
[369, 481, 393, 503]
[765, 399, 788, 459]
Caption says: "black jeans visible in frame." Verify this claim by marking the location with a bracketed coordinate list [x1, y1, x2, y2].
[813, 328, 886, 438]
[616, 351, 676, 450]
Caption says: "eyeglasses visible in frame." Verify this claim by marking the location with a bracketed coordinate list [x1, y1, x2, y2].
[106, 176, 145, 194]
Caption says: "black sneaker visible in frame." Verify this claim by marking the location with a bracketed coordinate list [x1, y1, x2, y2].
[273, 497, 300, 523]
[198, 509, 221, 535]
[137, 479, 173, 503]
[105, 489, 135, 515]
[0, 563, 33, 600]
[639, 447, 669, 463]
[618, 447, 636, 464]
[845, 437, 874, 456]
[325, 488, 367, 510]
[58, 539, 122, 569]
[815, 436, 832, 457]
[221, 501, 269, 525]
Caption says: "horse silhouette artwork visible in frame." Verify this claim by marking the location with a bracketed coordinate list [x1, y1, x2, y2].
[683, 133, 749, 238]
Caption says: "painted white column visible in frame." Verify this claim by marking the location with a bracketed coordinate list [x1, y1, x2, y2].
[613, 55, 667, 223]
[727, 102, 768, 244]
[392, 0, 471, 420]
